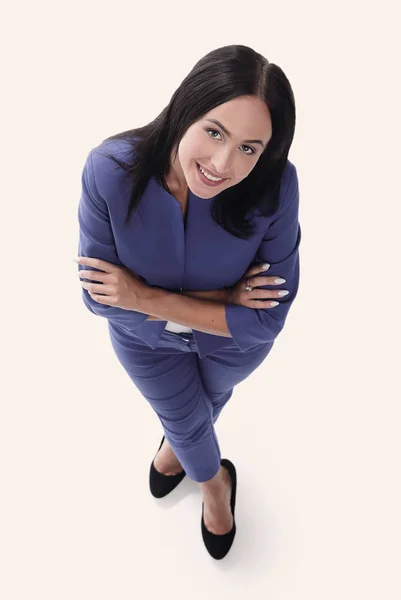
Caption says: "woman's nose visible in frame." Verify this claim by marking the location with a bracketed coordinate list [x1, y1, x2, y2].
[211, 155, 232, 177]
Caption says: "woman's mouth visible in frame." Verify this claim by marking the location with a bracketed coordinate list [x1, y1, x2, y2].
[196, 162, 227, 187]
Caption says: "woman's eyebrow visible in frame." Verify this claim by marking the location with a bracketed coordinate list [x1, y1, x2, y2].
[204, 118, 265, 148]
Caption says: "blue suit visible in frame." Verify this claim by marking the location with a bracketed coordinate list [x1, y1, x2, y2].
[77, 139, 301, 482]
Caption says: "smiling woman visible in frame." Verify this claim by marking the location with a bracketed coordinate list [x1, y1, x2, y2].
[99, 45, 296, 241]
[76, 43, 300, 560]
[168, 95, 272, 197]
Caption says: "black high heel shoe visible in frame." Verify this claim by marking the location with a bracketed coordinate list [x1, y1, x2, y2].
[149, 436, 187, 498]
[201, 458, 237, 560]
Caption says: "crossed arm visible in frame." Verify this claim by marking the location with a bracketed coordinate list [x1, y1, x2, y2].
[144, 288, 232, 337]
[78, 148, 301, 350]
[143, 288, 232, 336]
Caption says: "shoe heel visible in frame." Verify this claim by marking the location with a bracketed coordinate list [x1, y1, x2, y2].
[201, 458, 237, 559]
[149, 435, 186, 498]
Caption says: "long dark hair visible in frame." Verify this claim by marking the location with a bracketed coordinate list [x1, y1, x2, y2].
[100, 44, 296, 240]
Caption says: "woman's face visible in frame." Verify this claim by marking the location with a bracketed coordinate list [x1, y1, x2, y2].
[169, 95, 273, 197]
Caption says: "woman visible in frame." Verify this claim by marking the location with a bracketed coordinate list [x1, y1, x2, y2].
[76, 44, 301, 560]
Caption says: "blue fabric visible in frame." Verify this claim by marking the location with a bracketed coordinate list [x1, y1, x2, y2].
[107, 321, 274, 482]
[77, 138, 301, 358]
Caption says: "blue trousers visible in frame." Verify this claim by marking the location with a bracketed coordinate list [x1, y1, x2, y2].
[107, 322, 274, 483]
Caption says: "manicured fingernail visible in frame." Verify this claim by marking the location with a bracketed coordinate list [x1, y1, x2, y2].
[262, 263, 270, 270]
[73, 258, 80, 262]
[277, 290, 289, 296]
[274, 278, 286, 284]
[270, 301, 279, 307]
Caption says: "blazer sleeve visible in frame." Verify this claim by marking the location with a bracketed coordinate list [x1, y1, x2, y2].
[225, 164, 301, 352]
[77, 148, 150, 331]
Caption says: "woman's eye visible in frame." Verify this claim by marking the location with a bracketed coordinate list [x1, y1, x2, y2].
[207, 129, 221, 140]
[206, 129, 255, 155]
[241, 145, 256, 155]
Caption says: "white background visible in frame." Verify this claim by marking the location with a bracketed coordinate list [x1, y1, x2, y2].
[2, 1, 400, 598]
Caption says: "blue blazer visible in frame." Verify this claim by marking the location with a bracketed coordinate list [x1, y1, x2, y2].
[77, 139, 301, 358]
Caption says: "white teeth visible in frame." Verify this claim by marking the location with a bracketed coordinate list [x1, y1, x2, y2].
[198, 164, 222, 181]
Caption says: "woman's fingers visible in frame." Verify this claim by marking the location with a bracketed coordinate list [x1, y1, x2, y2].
[247, 274, 287, 288]
[245, 263, 270, 277]
[248, 287, 289, 300]
[78, 269, 109, 282]
[252, 300, 280, 308]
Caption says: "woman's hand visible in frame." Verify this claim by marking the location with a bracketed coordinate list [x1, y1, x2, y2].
[76, 256, 149, 311]
[227, 263, 289, 309]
